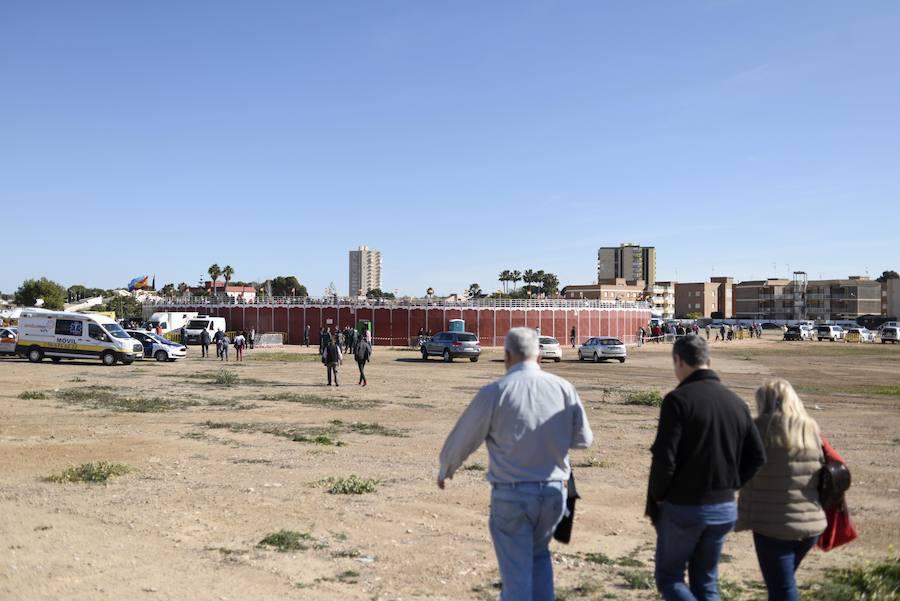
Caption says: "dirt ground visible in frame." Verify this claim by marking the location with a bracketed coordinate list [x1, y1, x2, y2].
[1, 334, 898, 600]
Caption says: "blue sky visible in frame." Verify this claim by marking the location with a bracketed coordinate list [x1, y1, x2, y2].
[2, 1, 898, 296]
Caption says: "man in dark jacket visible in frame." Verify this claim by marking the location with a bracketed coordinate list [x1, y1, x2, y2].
[322, 338, 342, 386]
[213, 329, 225, 358]
[355, 337, 372, 386]
[200, 328, 210, 358]
[647, 335, 766, 601]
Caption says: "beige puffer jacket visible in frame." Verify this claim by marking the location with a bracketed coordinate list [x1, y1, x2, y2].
[736, 419, 827, 540]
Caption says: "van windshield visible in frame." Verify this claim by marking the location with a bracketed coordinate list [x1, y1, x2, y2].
[105, 324, 132, 339]
[187, 320, 211, 329]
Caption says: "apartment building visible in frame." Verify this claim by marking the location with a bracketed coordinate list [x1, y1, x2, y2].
[561, 278, 646, 302]
[886, 278, 900, 318]
[674, 277, 734, 319]
[348, 245, 383, 298]
[735, 276, 882, 320]
[651, 281, 675, 319]
[598, 243, 656, 289]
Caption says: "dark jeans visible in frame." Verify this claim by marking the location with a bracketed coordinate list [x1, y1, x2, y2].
[655, 502, 736, 601]
[326, 363, 339, 386]
[201, 343, 209, 357]
[753, 533, 818, 601]
[357, 361, 367, 385]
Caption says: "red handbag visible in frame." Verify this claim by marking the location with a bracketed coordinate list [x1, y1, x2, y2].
[817, 436, 859, 551]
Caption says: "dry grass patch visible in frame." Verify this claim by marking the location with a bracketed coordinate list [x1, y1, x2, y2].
[47, 462, 131, 483]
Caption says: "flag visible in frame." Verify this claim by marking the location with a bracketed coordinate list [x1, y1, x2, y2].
[128, 275, 150, 291]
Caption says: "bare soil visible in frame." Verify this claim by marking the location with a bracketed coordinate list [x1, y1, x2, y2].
[1, 334, 898, 600]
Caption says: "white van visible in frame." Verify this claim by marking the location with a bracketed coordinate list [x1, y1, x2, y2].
[147, 311, 198, 334]
[182, 315, 227, 345]
[16, 311, 144, 366]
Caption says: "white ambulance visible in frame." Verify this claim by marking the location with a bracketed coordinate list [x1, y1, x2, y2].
[16, 310, 144, 366]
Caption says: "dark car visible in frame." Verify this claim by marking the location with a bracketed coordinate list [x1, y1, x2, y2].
[421, 332, 481, 362]
[783, 326, 804, 341]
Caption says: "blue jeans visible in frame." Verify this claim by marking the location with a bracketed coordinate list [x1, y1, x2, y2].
[654, 501, 737, 601]
[753, 533, 818, 601]
[489, 481, 565, 601]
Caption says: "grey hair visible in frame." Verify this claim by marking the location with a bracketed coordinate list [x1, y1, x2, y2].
[672, 334, 710, 367]
[505, 327, 539, 359]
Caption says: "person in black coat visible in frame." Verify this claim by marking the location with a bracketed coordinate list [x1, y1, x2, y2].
[355, 337, 372, 386]
[200, 328, 211, 358]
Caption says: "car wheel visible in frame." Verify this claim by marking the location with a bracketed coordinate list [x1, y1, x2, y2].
[578, 352, 584, 361]
[101, 351, 117, 366]
[593, 352, 600, 363]
[443, 349, 452, 362]
[27, 347, 43, 363]
[469, 357, 478, 362]
[121, 357, 134, 365]
[155, 350, 168, 362]
[421, 348, 429, 360]
[618, 358, 626, 363]
[51, 357, 62, 363]
[554, 357, 561, 363]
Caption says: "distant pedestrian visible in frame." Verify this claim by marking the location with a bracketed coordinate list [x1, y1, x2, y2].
[249, 328, 255, 350]
[438, 328, 594, 601]
[570, 326, 577, 348]
[639, 326, 646, 346]
[363, 325, 372, 345]
[646, 335, 766, 600]
[304, 324, 311, 347]
[705, 325, 710, 340]
[155, 323, 163, 337]
[719, 325, 726, 342]
[219, 334, 230, 361]
[180, 326, 187, 345]
[213, 329, 225, 358]
[322, 338, 342, 386]
[200, 328, 210, 358]
[234, 332, 246, 361]
[356, 336, 372, 386]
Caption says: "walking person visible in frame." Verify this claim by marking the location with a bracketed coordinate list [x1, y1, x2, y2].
[570, 325, 577, 348]
[355, 335, 372, 386]
[213, 329, 224, 358]
[219, 333, 230, 361]
[248, 328, 255, 350]
[304, 323, 311, 347]
[180, 326, 187, 345]
[646, 335, 766, 601]
[719, 324, 726, 342]
[737, 379, 826, 601]
[438, 328, 594, 601]
[233, 331, 246, 362]
[705, 324, 710, 340]
[322, 337, 342, 386]
[200, 328, 210, 358]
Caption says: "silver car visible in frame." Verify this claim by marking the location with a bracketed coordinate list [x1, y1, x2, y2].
[538, 336, 562, 362]
[421, 331, 481, 362]
[578, 336, 627, 363]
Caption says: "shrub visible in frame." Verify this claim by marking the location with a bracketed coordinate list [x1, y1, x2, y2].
[802, 556, 900, 600]
[18, 390, 47, 400]
[258, 530, 312, 552]
[623, 390, 664, 407]
[327, 475, 378, 495]
[47, 462, 131, 483]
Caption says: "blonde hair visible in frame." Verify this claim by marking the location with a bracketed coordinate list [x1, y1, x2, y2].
[755, 378, 820, 452]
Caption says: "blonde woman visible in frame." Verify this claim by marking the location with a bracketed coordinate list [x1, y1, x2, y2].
[737, 379, 827, 601]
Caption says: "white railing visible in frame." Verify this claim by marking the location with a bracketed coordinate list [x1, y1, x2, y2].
[143, 295, 651, 310]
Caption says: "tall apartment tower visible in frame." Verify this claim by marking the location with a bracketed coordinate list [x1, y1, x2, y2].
[348, 245, 383, 298]
[597, 243, 656, 289]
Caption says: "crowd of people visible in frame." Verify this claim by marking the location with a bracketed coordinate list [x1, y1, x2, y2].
[318, 324, 373, 387]
[640, 321, 765, 344]
[438, 330, 853, 601]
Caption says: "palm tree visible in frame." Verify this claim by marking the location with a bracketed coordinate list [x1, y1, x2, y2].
[511, 270, 522, 292]
[534, 270, 546, 296]
[523, 270, 536, 295]
[498, 270, 511, 294]
[208, 264, 221, 296]
[222, 265, 235, 291]
[542, 273, 560, 296]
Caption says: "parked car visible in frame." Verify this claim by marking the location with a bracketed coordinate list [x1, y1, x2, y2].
[0, 326, 17, 355]
[420, 331, 481, 362]
[816, 325, 845, 342]
[578, 337, 627, 363]
[538, 336, 562, 362]
[881, 326, 899, 344]
[127, 330, 187, 361]
[846, 327, 875, 343]
[761, 322, 782, 330]
[182, 316, 227, 345]
[783, 326, 806, 341]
